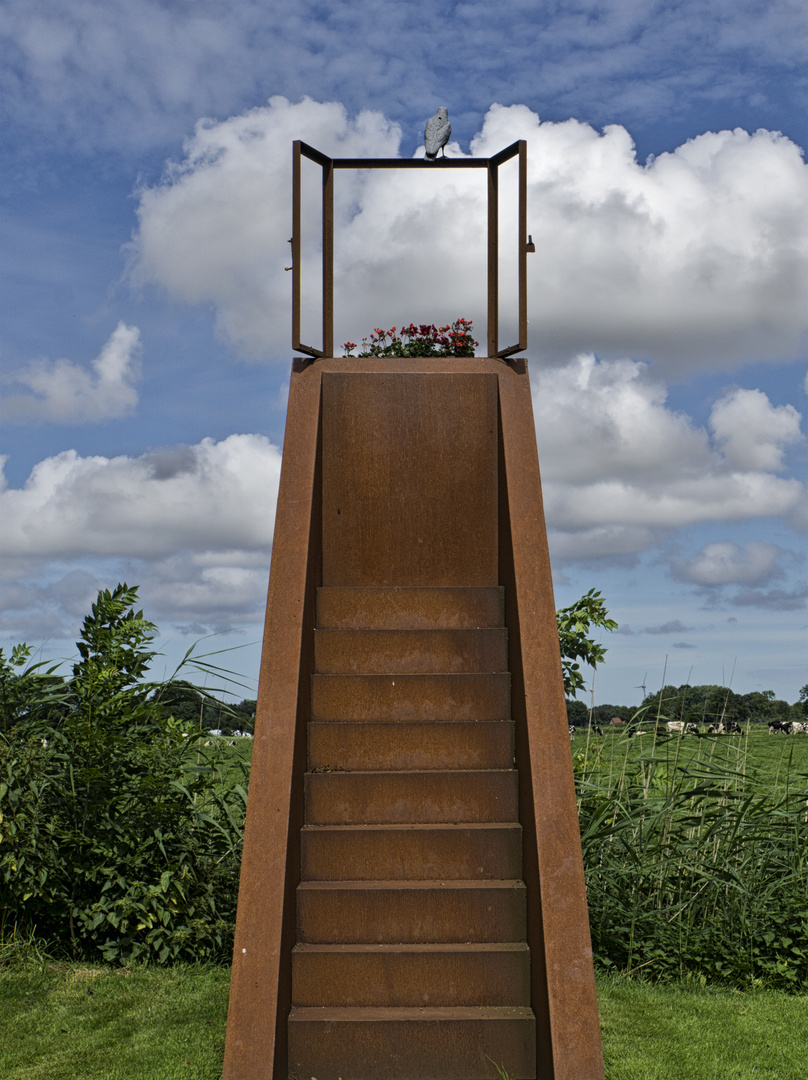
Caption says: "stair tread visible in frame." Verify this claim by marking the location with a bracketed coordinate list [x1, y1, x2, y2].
[313, 672, 510, 680]
[308, 719, 515, 772]
[306, 768, 516, 776]
[298, 879, 525, 890]
[315, 627, 508, 674]
[293, 942, 529, 953]
[289, 1005, 535, 1020]
[301, 822, 522, 831]
[317, 586, 505, 629]
[311, 672, 511, 722]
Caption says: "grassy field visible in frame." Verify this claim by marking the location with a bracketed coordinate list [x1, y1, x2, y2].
[571, 724, 808, 791]
[2, 959, 807, 1080]
[213, 725, 808, 793]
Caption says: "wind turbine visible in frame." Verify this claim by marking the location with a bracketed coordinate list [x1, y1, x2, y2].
[635, 673, 648, 701]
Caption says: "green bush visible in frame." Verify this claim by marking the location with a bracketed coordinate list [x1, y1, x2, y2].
[0, 585, 246, 965]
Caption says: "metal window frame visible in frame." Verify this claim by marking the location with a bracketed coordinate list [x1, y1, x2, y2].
[291, 139, 528, 359]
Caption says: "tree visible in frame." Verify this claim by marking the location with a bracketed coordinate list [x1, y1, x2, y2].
[0, 584, 246, 964]
[556, 589, 618, 699]
[565, 698, 588, 726]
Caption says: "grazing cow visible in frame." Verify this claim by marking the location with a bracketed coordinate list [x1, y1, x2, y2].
[769, 720, 792, 734]
[726, 721, 742, 735]
[708, 722, 726, 735]
[666, 721, 698, 735]
[568, 725, 576, 737]
[788, 721, 807, 735]
[594, 725, 604, 736]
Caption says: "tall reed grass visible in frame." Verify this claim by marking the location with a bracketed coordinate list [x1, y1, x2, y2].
[575, 718, 808, 989]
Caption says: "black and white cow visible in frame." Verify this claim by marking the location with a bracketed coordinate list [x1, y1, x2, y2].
[708, 721, 742, 735]
[768, 720, 792, 734]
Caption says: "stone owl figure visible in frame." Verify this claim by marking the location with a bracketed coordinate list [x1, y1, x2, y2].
[424, 108, 451, 160]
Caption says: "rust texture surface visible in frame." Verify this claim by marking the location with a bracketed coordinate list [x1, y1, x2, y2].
[307, 718, 515, 771]
[498, 363, 605, 1080]
[224, 356, 604, 1080]
[317, 585, 505, 628]
[300, 822, 523, 881]
[314, 627, 508, 674]
[321, 371, 498, 586]
[288, 1007, 536, 1080]
[221, 360, 323, 1080]
[291, 941, 531, 1007]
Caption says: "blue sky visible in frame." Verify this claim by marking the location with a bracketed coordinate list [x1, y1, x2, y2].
[1, 0, 806, 705]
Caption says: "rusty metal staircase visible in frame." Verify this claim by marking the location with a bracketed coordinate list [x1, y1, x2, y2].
[288, 585, 534, 1078]
[222, 359, 604, 1080]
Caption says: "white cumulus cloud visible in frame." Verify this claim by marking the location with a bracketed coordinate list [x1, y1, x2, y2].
[673, 540, 786, 586]
[532, 355, 806, 560]
[0, 433, 281, 562]
[130, 97, 402, 357]
[709, 387, 804, 470]
[2, 322, 141, 423]
[131, 99, 808, 375]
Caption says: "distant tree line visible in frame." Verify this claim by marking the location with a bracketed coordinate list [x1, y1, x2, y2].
[567, 683, 807, 728]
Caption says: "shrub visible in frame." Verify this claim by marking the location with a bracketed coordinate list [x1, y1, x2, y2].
[0, 585, 246, 965]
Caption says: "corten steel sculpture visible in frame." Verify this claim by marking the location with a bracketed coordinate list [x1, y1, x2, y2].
[222, 140, 605, 1080]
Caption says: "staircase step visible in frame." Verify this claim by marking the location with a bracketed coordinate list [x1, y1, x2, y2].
[301, 823, 523, 881]
[314, 627, 508, 674]
[308, 720, 515, 771]
[287, 1005, 536, 1080]
[297, 880, 526, 944]
[292, 942, 530, 1008]
[317, 586, 505, 629]
[311, 672, 510, 722]
[305, 769, 518, 825]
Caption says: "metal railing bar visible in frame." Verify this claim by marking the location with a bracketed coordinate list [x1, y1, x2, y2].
[330, 158, 489, 169]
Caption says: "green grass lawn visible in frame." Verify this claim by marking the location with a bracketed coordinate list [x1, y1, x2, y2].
[2, 961, 807, 1080]
[597, 974, 808, 1080]
[0, 961, 230, 1080]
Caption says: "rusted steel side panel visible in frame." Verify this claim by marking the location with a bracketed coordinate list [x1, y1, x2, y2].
[497, 363, 605, 1080]
[222, 359, 323, 1080]
[321, 371, 498, 587]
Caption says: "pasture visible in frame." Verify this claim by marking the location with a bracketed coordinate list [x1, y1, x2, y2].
[571, 722, 808, 791]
